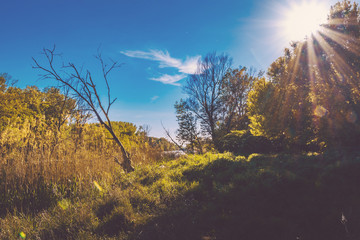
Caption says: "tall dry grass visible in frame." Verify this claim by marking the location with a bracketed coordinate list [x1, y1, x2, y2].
[0, 119, 166, 216]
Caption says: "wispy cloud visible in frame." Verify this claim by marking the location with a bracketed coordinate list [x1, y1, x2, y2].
[150, 74, 186, 86]
[121, 49, 200, 74]
[151, 95, 159, 102]
[121, 49, 200, 85]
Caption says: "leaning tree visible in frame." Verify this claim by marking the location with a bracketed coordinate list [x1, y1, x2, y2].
[32, 46, 134, 172]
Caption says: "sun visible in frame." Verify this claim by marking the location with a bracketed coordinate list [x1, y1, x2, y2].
[283, 1, 329, 41]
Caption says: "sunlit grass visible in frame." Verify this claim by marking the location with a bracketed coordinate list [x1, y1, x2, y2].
[2, 151, 360, 239]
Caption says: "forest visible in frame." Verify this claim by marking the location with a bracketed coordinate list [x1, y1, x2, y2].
[1, 1, 360, 239]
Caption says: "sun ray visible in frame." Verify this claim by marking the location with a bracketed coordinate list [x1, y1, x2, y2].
[307, 36, 319, 94]
[319, 26, 360, 56]
[289, 42, 305, 84]
[272, 41, 306, 131]
[312, 31, 358, 86]
[268, 0, 360, 143]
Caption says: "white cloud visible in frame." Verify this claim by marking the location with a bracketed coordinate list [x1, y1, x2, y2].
[121, 49, 200, 74]
[150, 74, 186, 86]
[151, 95, 159, 102]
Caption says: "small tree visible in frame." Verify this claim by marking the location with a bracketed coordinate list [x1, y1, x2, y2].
[175, 99, 203, 154]
[32, 46, 134, 172]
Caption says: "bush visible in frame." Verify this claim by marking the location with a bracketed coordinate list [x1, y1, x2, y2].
[219, 130, 273, 155]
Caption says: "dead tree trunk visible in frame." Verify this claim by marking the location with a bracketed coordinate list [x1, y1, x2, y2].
[32, 46, 135, 172]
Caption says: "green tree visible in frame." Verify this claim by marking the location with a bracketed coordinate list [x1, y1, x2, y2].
[41, 87, 77, 156]
[247, 77, 275, 137]
[248, 43, 314, 149]
[174, 99, 202, 154]
[218, 67, 260, 135]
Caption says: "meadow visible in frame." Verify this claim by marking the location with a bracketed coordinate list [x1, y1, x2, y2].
[1, 150, 360, 239]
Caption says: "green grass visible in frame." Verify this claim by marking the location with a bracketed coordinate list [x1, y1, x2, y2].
[2, 151, 360, 239]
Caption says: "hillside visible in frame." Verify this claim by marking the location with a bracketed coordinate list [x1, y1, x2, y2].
[2, 151, 360, 240]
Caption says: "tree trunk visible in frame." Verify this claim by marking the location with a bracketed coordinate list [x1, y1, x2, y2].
[113, 133, 134, 173]
[105, 124, 134, 173]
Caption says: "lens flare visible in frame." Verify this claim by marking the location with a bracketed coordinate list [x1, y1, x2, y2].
[93, 180, 103, 192]
[346, 111, 357, 123]
[19, 232, 26, 239]
[58, 199, 70, 210]
[314, 105, 328, 117]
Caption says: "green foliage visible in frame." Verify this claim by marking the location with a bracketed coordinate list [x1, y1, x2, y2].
[0, 81, 174, 160]
[0, 82, 176, 224]
[0, 76, 6, 93]
[219, 130, 273, 155]
[218, 67, 261, 134]
[247, 77, 276, 137]
[2, 151, 360, 239]
[174, 99, 202, 153]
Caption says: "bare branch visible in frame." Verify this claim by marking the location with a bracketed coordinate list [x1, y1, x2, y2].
[32, 46, 134, 172]
[161, 121, 186, 152]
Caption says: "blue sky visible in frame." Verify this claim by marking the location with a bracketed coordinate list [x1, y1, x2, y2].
[1, 0, 339, 137]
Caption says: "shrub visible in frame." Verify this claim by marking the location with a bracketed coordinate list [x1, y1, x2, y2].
[219, 130, 273, 155]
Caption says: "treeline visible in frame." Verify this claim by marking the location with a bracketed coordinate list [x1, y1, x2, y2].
[176, 1, 360, 154]
[0, 74, 174, 161]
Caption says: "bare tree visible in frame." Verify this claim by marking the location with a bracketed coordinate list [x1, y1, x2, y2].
[161, 121, 186, 152]
[32, 46, 134, 172]
[0, 73, 18, 92]
[183, 52, 232, 147]
[138, 124, 152, 138]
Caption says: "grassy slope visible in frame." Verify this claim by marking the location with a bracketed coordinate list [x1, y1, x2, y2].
[2, 151, 360, 240]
